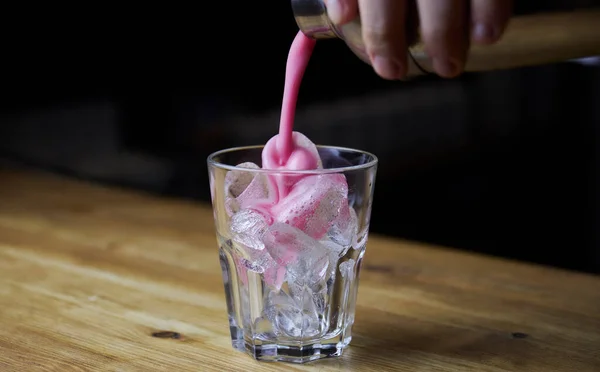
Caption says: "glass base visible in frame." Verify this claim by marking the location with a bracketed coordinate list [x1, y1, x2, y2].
[232, 336, 350, 363]
[218, 235, 362, 364]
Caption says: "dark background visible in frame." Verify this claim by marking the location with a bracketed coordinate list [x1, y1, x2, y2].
[1, 2, 599, 274]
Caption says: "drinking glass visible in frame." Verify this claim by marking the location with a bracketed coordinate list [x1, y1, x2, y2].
[207, 145, 377, 363]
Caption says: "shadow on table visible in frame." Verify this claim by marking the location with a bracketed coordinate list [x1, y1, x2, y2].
[313, 307, 594, 371]
[354, 311, 525, 357]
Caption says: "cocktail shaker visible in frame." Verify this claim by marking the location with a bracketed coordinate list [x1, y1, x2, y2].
[291, 0, 600, 77]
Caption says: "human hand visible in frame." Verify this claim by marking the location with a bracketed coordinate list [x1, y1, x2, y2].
[325, 0, 513, 79]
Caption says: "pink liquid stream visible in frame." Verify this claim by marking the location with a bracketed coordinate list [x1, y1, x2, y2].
[235, 32, 349, 288]
[260, 32, 319, 204]
[276, 32, 316, 162]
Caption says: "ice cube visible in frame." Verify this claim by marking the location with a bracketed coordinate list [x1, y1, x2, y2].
[263, 264, 287, 291]
[229, 210, 283, 286]
[266, 288, 321, 339]
[286, 253, 329, 290]
[287, 282, 328, 317]
[320, 239, 347, 258]
[225, 162, 259, 197]
[320, 239, 348, 279]
[229, 211, 284, 290]
[304, 175, 349, 238]
[271, 173, 349, 240]
[224, 162, 270, 216]
[229, 209, 272, 250]
[233, 242, 281, 288]
[312, 286, 329, 314]
[263, 222, 329, 289]
[327, 204, 359, 248]
[262, 222, 302, 265]
[237, 173, 270, 210]
[240, 258, 265, 274]
[229, 237, 276, 278]
[297, 285, 320, 335]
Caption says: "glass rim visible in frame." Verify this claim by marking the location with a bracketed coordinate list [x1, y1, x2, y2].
[207, 144, 378, 175]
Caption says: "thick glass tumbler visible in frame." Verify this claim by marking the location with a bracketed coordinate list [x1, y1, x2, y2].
[207, 145, 377, 363]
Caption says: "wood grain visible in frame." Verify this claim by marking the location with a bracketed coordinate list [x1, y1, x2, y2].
[0, 169, 599, 371]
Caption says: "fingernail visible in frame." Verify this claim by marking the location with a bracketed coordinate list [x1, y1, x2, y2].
[472, 23, 497, 43]
[433, 58, 460, 78]
[325, 0, 344, 24]
[372, 56, 403, 80]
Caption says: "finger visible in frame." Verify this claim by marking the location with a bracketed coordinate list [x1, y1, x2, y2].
[358, 0, 409, 80]
[417, 0, 469, 78]
[325, 0, 359, 25]
[471, 0, 513, 44]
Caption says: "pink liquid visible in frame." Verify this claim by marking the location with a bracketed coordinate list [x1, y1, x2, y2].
[276, 32, 316, 163]
[228, 32, 352, 289]
[261, 32, 319, 202]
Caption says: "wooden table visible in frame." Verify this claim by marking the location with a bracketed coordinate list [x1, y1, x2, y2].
[0, 169, 599, 372]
